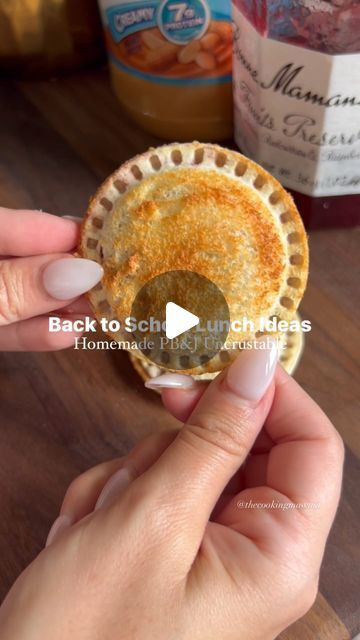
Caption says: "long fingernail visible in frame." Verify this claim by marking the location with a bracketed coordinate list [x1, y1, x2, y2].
[95, 468, 132, 511]
[226, 338, 278, 402]
[62, 215, 83, 222]
[145, 373, 195, 390]
[46, 514, 73, 547]
[43, 258, 103, 300]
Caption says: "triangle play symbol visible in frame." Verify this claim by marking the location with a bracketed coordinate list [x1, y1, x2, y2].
[165, 302, 200, 340]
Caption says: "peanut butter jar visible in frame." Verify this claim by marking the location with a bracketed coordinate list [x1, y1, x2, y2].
[98, 0, 233, 141]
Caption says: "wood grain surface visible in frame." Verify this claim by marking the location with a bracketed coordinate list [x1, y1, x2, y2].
[0, 69, 359, 639]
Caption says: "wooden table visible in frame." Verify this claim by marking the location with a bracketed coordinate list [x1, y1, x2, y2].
[0, 67, 359, 640]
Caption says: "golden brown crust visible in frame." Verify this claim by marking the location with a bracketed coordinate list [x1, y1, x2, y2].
[79, 142, 308, 374]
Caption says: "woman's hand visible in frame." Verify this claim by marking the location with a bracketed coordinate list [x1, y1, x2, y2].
[0, 207, 102, 350]
[0, 344, 344, 640]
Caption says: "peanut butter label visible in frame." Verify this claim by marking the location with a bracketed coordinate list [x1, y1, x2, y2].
[99, 0, 232, 84]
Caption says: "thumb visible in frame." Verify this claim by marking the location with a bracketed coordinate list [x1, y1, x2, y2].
[141, 339, 277, 546]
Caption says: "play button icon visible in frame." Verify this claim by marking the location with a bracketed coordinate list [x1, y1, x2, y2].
[165, 302, 199, 339]
[130, 270, 230, 371]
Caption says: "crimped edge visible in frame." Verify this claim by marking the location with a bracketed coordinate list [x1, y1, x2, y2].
[130, 312, 305, 392]
[79, 142, 309, 375]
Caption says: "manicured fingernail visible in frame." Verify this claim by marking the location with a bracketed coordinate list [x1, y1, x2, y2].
[226, 338, 278, 402]
[43, 258, 103, 300]
[145, 373, 195, 390]
[95, 468, 133, 511]
[46, 514, 73, 547]
[62, 215, 83, 222]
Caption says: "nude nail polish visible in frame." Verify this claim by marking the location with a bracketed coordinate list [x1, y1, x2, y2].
[95, 468, 132, 511]
[46, 514, 73, 547]
[145, 373, 196, 390]
[43, 258, 103, 300]
[226, 338, 278, 402]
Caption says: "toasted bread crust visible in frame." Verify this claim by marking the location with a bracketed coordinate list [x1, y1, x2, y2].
[79, 142, 308, 374]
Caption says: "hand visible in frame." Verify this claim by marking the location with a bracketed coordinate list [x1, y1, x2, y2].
[0, 207, 102, 351]
[0, 345, 344, 640]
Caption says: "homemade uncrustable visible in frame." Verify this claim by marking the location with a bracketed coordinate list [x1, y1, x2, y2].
[79, 142, 309, 375]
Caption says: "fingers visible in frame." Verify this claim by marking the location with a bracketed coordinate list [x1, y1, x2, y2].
[161, 383, 208, 422]
[265, 366, 344, 521]
[216, 367, 344, 568]
[0, 314, 86, 351]
[0, 208, 80, 256]
[137, 341, 277, 547]
[0, 254, 102, 326]
[162, 385, 274, 453]
[95, 430, 179, 509]
[161, 379, 275, 449]
[54, 295, 93, 316]
[0, 209, 97, 349]
[48, 430, 179, 542]
[0, 295, 94, 351]
[59, 458, 126, 524]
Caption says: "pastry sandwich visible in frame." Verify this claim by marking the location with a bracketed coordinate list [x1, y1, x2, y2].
[79, 142, 308, 376]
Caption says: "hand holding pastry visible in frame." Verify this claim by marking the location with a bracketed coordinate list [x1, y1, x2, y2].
[0, 353, 344, 640]
[0, 207, 102, 351]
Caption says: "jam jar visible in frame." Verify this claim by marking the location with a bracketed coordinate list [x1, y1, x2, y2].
[232, 0, 360, 228]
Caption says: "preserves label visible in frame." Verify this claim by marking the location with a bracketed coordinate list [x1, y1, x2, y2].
[232, 4, 360, 197]
[99, 0, 232, 85]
